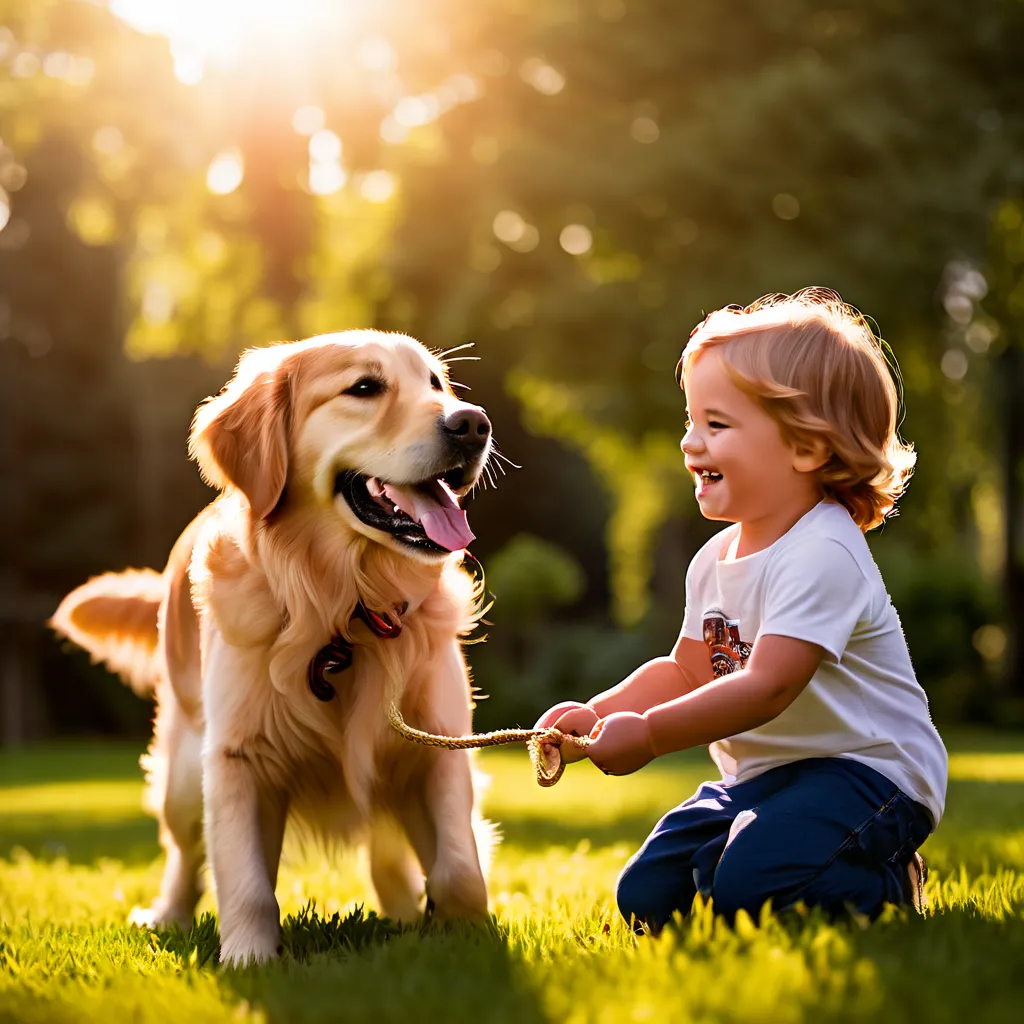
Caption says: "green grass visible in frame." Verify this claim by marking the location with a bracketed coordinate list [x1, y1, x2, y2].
[2, 733, 1024, 1023]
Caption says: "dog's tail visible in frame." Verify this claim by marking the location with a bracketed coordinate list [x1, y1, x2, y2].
[50, 569, 165, 698]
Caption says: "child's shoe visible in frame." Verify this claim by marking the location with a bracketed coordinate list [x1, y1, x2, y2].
[905, 852, 928, 912]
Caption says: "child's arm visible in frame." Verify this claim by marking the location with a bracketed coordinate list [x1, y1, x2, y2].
[533, 637, 713, 762]
[590, 637, 713, 715]
[586, 634, 824, 775]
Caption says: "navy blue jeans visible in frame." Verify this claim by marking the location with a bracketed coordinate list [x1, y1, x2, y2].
[616, 757, 933, 931]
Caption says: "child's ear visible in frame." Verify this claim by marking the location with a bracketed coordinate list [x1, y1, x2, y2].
[792, 438, 831, 474]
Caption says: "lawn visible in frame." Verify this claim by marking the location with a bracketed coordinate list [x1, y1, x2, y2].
[2, 732, 1023, 1023]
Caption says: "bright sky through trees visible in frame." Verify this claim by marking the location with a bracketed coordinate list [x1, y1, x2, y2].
[111, 0, 361, 82]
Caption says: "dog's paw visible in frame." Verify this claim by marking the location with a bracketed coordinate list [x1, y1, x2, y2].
[426, 862, 489, 921]
[219, 926, 281, 967]
[218, 895, 282, 967]
[128, 902, 191, 931]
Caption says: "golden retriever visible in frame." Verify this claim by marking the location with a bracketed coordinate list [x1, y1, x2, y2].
[51, 330, 496, 964]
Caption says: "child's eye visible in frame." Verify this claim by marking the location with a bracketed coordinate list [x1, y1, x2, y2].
[709, 420, 728, 430]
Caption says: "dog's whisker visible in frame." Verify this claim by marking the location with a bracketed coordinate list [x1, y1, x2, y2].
[480, 459, 498, 490]
[437, 342, 476, 360]
[449, 380, 472, 391]
[491, 447, 522, 471]
[442, 356, 481, 364]
[479, 444, 511, 489]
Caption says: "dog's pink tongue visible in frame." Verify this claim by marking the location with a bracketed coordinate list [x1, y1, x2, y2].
[420, 508, 475, 551]
[382, 480, 475, 552]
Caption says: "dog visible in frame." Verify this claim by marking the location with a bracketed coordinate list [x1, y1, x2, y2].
[51, 330, 497, 964]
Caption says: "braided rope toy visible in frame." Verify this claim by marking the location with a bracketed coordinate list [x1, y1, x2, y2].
[387, 702, 591, 787]
[305, 598, 592, 787]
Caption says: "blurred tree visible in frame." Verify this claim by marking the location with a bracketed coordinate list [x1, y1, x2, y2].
[487, 532, 585, 624]
[4, 0, 1024, 738]
[980, 201, 1024, 717]
[381, 0, 1024, 619]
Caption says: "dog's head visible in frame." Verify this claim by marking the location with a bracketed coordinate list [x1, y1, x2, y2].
[189, 331, 492, 560]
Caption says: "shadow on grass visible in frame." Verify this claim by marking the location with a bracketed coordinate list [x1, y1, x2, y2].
[0, 739, 159, 863]
[3, 736, 1023, 872]
[850, 902, 1024, 1020]
[940, 727, 1024, 755]
[155, 903, 408, 969]
[156, 904, 547, 1024]
[4, 771, 1022, 878]
[926, 778, 1024, 877]
[944, 778, 1024, 822]
[0, 740, 147, 786]
[0, 815, 159, 866]
[499, 811, 657, 851]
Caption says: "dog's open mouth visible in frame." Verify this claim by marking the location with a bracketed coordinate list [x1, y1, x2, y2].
[335, 470, 475, 554]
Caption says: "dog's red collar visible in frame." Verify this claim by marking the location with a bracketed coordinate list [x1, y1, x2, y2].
[307, 552, 485, 702]
[307, 602, 405, 702]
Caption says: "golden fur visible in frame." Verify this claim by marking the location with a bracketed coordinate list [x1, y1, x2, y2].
[51, 330, 496, 964]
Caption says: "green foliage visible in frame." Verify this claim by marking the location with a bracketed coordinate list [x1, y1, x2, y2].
[2, 736, 1024, 1022]
[872, 539, 1004, 721]
[379, 0, 1024, 625]
[475, 533, 649, 730]
[6, 1, 1022, 583]
[471, 621, 651, 731]
[508, 372, 685, 626]
[5, 0, 1024, 741]
[486, 532, 585, 624]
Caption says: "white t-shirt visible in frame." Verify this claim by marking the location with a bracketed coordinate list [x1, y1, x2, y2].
[680, 500, 947, 825]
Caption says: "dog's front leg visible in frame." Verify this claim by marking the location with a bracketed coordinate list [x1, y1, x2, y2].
[202, 634, 286, 966]
[423, 747, 489, 920]
[420, 642, 489, 921]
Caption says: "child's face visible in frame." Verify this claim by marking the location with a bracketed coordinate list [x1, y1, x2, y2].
[681, 350, 820, 525]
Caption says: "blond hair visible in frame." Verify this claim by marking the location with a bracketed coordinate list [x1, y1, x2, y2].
[676, 288, 915, 531]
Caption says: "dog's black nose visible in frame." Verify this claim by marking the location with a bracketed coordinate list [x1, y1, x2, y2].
[443, 405, 491, 449]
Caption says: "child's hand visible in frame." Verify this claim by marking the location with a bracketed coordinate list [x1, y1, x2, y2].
[586, 711, 656, 776]
[534, 701, 599, 765]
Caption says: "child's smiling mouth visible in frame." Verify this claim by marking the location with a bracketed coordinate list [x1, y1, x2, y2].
[688, 465, 724, 497]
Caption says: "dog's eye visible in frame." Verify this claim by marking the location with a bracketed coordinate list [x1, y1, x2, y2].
[344, 377, 385, 398]
[429, 373, 443, 392]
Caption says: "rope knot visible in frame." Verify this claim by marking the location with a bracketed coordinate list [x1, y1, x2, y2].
[386, 702, 590, 787]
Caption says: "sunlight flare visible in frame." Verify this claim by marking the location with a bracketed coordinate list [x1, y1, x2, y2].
[112, 0, 361, 79]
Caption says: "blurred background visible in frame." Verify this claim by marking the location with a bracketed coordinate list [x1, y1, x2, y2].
[2, 0, 1024, 746]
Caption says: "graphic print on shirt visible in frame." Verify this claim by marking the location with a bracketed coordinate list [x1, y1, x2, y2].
[702, 609, 753, 677]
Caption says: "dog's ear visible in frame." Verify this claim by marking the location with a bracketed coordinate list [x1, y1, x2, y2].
[189, 357, 292, 520]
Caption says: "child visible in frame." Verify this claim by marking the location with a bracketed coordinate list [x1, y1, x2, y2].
[535, 288, 947, 932]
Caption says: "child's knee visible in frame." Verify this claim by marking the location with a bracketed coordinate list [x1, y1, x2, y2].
[615, 856, 645, 927]
[706, 810, 770, 920]
[615, 853, 691, 934]
[615, 856, 662, 932]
